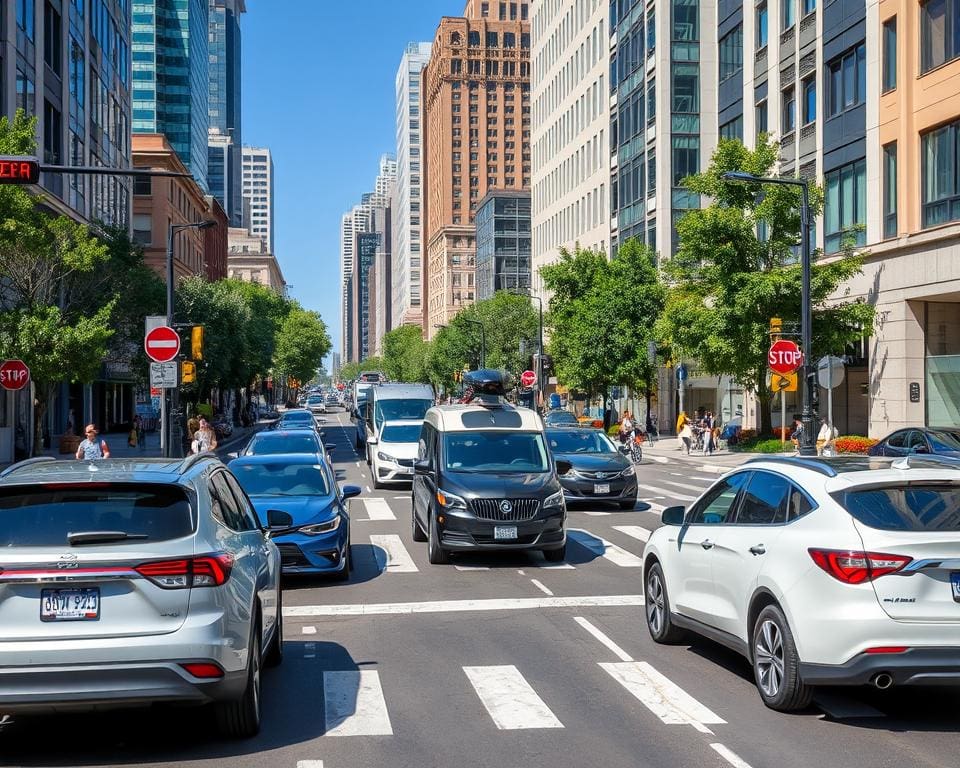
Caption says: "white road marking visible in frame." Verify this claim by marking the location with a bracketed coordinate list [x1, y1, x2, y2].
[600, 661, 725, 733]
[297, 761, 324, 768]
[463, 665, 564, 730]
[365, 486, 371, 493]
[568, 529, 644, 567]
[612, 525, 651, 542]
[573, 616, 633, 662]
[323, 670, 393, 736]
[363, 498, 396, 521]
[369, 534, 419, 573]
[710, 743, 754, 768]
[355, 461, 360, 467]
[636, 484, 698, 501]
[660, 479, 707, 492]
[530, 578, 553, 595]
[454, 564, 490, 571]
[650, 455, 669, 464]
[301, 625, 317, 635]
[537, 561, 576, 569]
[583, 510, 611, 516]
[285, 594, 644, 617]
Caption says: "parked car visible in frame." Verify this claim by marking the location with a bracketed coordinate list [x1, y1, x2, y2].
[0, 454, 283, 737]
[868, 427, 960, 458]
[643, 455, 960, 711]
[547, 427, 637, 509]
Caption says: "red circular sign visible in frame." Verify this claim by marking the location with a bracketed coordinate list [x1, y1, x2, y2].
[144, 326, 181, 363]
[520, 370, 537, 388]
[768, 339, 803, 374]
[0, 359, 30, 391]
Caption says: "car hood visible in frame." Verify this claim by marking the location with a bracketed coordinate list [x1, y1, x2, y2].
[443, 470, 561, 499]
[249, 494, 338, 527]
[377, 441, 419, 460]
[553, 452, 630, 472]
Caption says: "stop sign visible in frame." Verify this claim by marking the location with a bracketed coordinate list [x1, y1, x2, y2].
[144, 326, 181, 363]
[0, 359, 30, 391]
[520, 369, 537, 388]
[768, 339, 804, 374]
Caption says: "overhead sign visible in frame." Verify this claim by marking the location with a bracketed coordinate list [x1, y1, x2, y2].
[0, 156, 40, 185]
[149, 362, 178, 389]
[768, 339, 803, 375]
[816, 355, 846, 389]
[144, 326, 181, 363]
[0, 359, 31, 391]
[520, 369, 537, 388]
[772, 371, 798, 392]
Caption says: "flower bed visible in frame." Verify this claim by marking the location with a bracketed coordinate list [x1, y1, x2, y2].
[831, 435, 878, 454]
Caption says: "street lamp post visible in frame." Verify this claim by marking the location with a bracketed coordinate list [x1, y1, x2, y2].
[722, 171, 818, 455]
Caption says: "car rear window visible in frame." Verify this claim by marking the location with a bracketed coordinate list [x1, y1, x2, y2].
[835, 484, 960, 531]
[250, 434, 319, 454]
[0, 483, 195, 546]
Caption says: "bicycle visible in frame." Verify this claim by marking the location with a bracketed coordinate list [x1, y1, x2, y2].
[629, 429, 644, 464]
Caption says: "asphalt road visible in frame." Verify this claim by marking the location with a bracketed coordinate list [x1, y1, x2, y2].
[2, 410, 959, 768]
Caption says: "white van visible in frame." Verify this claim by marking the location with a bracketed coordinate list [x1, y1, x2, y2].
[364, 383, 435, 464]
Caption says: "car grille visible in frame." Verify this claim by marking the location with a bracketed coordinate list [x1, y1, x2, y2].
[576, 469, 621, 480]
[397, 458, 414, 467]
[472, 498, 540, 522]
[276, 543, 310, 567]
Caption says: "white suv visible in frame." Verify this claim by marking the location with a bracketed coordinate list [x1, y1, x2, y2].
[642, 455, 960, 711]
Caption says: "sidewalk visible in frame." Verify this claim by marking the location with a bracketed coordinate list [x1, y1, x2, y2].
[641, 437, 780, 475]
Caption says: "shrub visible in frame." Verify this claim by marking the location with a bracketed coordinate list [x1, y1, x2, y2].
[731, 436, 792, 453]
[832, 435, 877, 454]
[607, 424, 621, 437]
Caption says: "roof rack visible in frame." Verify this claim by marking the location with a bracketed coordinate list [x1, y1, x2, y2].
[745, 455, 839, 478]
[177, 451, 219, 476]
[0, 455, 58, 479]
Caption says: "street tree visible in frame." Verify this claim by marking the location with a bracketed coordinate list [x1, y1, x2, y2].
[656, 137, 876, 435]
[381, 325, 430, 383]
[273, 307, 332, 385]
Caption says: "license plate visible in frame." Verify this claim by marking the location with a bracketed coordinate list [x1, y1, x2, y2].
[594, 483, 611, 495]
[494, 525, 518, 540]
[952, 573, 960, 602]
[40, 588, 100, 621]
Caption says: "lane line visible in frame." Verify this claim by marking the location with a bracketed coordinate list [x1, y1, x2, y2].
[573, 616, 633, 662]
[369, 534, 419, 573]
[301, 625, 317, 635]
[530, 578, 553, 596]
[568, 529, 644, 567]
[463, 665, 564, 730]
[297, 762, 324, 768]
[636, 484, 698, 501]
[365, 485, 372, 493]
[363, 498, 397, 521]
[455, 564, 490, 571]
[710, 743, 754, 768]
[583, 511, 611, 516]
[612, 525, 651, 542]
[323, 670, 394, 736]
[285, 594, 644, 617]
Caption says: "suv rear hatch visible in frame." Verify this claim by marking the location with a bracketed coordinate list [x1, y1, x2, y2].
[836, 482, 960, 622]
[0, 482, 197, 641]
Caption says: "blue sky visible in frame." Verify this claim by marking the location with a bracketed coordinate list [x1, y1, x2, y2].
[242, 0, 457, 368]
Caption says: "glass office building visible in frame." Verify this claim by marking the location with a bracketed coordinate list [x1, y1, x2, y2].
[475, 192, 532, 300]
[208, 0, 244, 226]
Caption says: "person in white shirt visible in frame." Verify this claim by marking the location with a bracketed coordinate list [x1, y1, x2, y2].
[817, 419, 838, 455]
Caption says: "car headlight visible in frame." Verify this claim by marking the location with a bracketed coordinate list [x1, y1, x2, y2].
[543, 490, 565, 509]
[377, 451, 396, 462]
[436, 489, 467, 510]
[299, 515, 341, 535]
[620, 465, 636, 477]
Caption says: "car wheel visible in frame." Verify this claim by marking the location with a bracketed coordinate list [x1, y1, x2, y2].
[215, 613, 262, 738]
[619, 498, 637, 510]
[645, 563, 686, 644]
[752, 604, 813, 712]
[411, 500, 427, 542]
[333, 542, 351, 581]
[264, 592, 283, 668]
[427, 511, 449, 564]
[543, 543, 566, 562]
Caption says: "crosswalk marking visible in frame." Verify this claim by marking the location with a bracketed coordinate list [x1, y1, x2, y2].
[660, 479, 707, 493]
[297, 761, 324, 768]
[574, 616, 633, 662]
[363, 498, 396, 520]
[636, 484, 698, 501]
[285, 594, 644, 617]
[710, 743, 755, 768]
[302, 625, 317, 635]
[568, 529, 644, 567]
[612, 525, 651, 543]
[454, 564, 490, 571]
[583, 510, 611, 516]
[369, 534, 418, 573]
[323, 670, 394, 736]
[463, 665, 564, 730]
[600, 661, 726, 733]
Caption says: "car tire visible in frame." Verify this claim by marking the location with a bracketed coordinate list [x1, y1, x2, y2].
[543, 543, 566, 562]
[215, 613, 262, 738]
[644, 562, 686, 644]
[619, 498, 637, 510]
[752, 604, 813, 712]
[333, 542, 351, 581]
[264, 593, 283, 668]
[411, 501, 427, 542]
[427, 511, 449, 564]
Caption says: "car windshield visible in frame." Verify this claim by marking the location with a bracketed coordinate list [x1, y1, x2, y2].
[927, 430, 960, 452]
[546, 411, 577, 424]
[834, 484, 960, 531]
[232, 463, 331, 497]
[247, 433, 319, 454]
[280, 414, 313, 426]
[0, 484, 195, 546]
[547, 430, 617, 453]
[444, 431, 549, 473]
[381, 424, 422, 443]
[376, 399, 432, 423]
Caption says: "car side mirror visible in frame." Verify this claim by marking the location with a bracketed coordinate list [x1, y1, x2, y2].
[341, 484, 362, 500]
[414, 459, 432, 475]
[324, 443, 337, 453]
[661, 506, 686, 526]
[226, 451, 238, 460]
[267, 509, 294, 530]
[555, 459, 572, 476]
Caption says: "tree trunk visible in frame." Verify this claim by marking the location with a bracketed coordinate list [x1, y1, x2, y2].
[32, 382, 55, 457]
[757, 376, 773, 437]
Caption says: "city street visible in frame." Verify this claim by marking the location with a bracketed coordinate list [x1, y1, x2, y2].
[2, 410, 959, 768]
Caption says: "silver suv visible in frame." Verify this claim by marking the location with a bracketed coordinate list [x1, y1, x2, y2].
[0, 454, 282, 738]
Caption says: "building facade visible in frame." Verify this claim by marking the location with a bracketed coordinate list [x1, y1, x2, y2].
[475, 190, 532, 299]
[421, 0, 532, 338]
[132, 0, 209, 188]
[226, 227, 286, 294]
[392, 41, 432, 329]
[242, 145, 274, 252]
[204, 195, 229, 280]
[340, 200, 372, 362]
[208, 0, 245, 227]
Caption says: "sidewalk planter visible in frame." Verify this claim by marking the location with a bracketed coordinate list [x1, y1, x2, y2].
[830, 436, 878, 454]
[58, 434, 80, 455]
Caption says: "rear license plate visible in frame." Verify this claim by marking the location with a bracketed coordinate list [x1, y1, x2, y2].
[40, 588, 100, 621]
[594, 483, 611, 495]
[951, 573, 960, 602]
[494, 525, 518, 540]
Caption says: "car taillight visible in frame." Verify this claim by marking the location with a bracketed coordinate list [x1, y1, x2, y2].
[808, 548, 912, 584]
[135, 554, 234, 589]
[179, 662, 225, 679]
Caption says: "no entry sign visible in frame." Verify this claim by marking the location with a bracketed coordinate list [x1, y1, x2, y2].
[0, 359, 31, 391]
[144, 326, 181, 363]
[768, 339, 803, 375]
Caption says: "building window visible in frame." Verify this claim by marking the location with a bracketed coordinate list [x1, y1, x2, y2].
[882, 17, 897, 92]
[824, 159, 866, 253]
[756, 3, 769, 47]
[719, 25, 743, 81]
[781, 86, 796, 133]
[647, 8, 656, 50]
[802, 77, 816, 124]
[486, 31, 498, 47]
[673, 0, 699, 41]
[43, 100, 61, 164]
[672, 136, 699, 184]
[720, 115, 744, 140]
[134, 175, 151, 195]
[17, 0, 35, 41]
[803, 0, 815, 14]
[782, 0, 795, 29]
[469, 30, 480, 46]
[827, 44, 866, 116]
[883, 142, 898, 238]
[44, 2, 62, 73]
[922, 119, 960, 227]
[646, 82, 656, 122]
[756, 100, 768, 135]
[921, 0, 960, 73]
[672, 63, 699, 112]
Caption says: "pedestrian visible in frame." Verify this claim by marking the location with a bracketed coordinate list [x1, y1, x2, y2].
[191, 416, 218, 454]
[618, 411, 634, 445]
[76, 424, 111, 460]
[817, 418, 837, 455]
[790, 415, 804, 452]
[133, 414, 146, 451]
[703, 411, 716, 455]
[679, 420, 693, 455]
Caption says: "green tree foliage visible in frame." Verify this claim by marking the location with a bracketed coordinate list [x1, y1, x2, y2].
[381, 324, 430, 383]
[656, 137, 875, 435]
[273, 307, 332, 384]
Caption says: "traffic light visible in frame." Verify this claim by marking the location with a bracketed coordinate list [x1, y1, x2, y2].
[191, 325, 204, 360]
[0, 156, 40, 185]
[181, 361, 196, 384]
[769, 317, 783, 340]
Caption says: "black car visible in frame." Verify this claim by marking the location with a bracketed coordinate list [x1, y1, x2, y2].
[544, 410, 579, 427]
[547, 428, 637, 509]
[867, 426, 960, 458]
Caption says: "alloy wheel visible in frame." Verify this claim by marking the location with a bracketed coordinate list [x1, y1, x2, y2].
[646, 570, 665, 635]
[755, 619, 784, 698]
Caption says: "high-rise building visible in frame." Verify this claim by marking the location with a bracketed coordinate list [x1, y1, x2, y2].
[208, 0, 246, 227]
[475, 191, 531, 299]
[392, 41, 432, 329]
[242, 146, 274, 252]
[530, 0, 610, 295]
[421, 0, 532, 338]
[132, 0, 210, 188]
[341, 200, 373, 362]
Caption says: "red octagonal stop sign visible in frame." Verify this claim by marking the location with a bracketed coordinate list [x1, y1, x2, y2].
[0, 359, 31, 391]
[768, 339, 804, 375]
[520, 369, 537, 388]
[144, 325, 181, 363]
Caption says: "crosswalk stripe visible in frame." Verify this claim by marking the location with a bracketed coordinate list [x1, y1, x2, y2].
[600, 661, 726, 733]
[454, 564, 489, 571]
[363, 498, 396, 521]
[369, 534, 419, 573]
[582, 510, 611, 516]
[659, 479, 708, 493]
[323, 670, 394, 736]
[636, 484, 698, 501]
[612, 525, 651, 542]
[463, 665, 564, 730]
[568, 529, 644, 567]
[285, 594, 644, 617]
[574, 616, 633, 661]
[297, 761, 324, 768]
[710, 743, 755, 768]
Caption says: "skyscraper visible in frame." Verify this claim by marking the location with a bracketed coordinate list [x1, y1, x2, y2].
[208, 0, 245, 227]
[132, 0, 210, 187]
[242, 146, 274, 252]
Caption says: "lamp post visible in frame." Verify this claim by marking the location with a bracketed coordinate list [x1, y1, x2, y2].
[509, 290, 544, 403]
[722, 170, 817, 455]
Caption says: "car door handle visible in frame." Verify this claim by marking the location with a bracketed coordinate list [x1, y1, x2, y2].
[749, 544, 766, 556]
[700, 539, 714, 550]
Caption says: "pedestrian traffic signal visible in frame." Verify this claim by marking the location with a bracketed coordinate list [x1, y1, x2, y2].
[0, 156, 40, 184]
[181, 361, 197, 384]
[190, 325, 204, 360]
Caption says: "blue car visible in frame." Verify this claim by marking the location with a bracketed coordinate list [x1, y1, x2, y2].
[229, 453, 361, 579]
